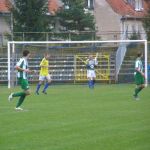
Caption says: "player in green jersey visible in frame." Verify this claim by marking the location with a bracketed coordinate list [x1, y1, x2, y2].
[133, 52, 145, 100]
[8, 50, 33, 110]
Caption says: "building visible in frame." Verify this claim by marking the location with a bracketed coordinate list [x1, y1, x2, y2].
[0, 0, 61, 46]
[48, 0, 62, 15]
[0, 0, 12, 46]
[94, 0, 150, 40]
[0, 0, 150, 43]
[48, 0, 150, 40]
[0, 0, 11, 33]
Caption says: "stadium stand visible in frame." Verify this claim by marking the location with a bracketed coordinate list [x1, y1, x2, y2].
[0, 53, 116, 84]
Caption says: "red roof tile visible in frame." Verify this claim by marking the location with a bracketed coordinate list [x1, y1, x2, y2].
[0, 0, 10, 13]
[0, 0, 61, 14]
[106, 0, 149, 17]
[48, 0, 60, 15]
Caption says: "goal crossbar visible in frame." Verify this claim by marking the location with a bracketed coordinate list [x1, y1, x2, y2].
[8, 39, 147, 44]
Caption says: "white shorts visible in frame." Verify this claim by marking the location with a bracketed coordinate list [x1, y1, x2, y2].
[39, 74, 51, 81]
[87, 70, 96, 78]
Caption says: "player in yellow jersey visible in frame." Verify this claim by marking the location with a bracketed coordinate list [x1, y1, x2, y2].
[36, 53, 51, 95]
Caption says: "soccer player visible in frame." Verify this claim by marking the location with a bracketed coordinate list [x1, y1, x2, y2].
[133, 52, 145, 100]
[8, 50, 32, 110]
[35, 53, 51, 95]
[86, 54, 98, 88]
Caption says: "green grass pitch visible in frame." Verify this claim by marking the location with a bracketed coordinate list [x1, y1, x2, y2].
[0, 84, 150, 150]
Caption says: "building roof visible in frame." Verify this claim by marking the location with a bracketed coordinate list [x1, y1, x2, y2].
[48, 0, 62, 15]
[0, 0, 61, 14]
[0, 0, 11, 13]
[106, 0, 149, 18]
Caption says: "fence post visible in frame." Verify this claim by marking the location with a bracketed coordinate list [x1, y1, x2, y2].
[23, 32, 25, 41]
[69, 32, 71, 41]
[46, 33, 49, 51]
[74, 55, 76, 84]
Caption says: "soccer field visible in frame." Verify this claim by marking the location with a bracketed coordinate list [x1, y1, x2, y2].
[0, 84, 150, 150]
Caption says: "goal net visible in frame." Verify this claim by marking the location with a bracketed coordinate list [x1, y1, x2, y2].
[7, 40, 148, 88]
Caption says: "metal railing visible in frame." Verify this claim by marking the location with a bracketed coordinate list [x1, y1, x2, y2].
[0, 31, 147, 47]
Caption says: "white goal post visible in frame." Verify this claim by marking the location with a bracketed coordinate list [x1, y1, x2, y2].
[7, 40, 148, 88]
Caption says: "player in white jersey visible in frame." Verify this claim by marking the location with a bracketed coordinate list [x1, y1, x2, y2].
[86, 54, 98, 88]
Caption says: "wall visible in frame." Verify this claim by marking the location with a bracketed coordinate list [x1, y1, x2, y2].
[0, 15, 10, 33]
[94, 0, 121, 40]
[0, 15, 11, 46]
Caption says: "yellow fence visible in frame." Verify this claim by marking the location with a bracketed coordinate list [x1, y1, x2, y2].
[75, 54, 110, 81]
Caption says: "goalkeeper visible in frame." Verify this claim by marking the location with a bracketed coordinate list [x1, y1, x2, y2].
[36, 53, 51, 95]
[86, 54, 98, 88]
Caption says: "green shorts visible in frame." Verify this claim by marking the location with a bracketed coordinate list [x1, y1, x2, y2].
[134, 72, 145, 85]
[18, 78, 29, 90]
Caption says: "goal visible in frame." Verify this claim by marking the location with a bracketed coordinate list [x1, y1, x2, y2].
[7, 40, 148, 88]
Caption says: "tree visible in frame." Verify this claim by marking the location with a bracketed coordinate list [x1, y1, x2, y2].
[57, 0, 95, 40]
[12, 0, 52, 40]
[143, 9, 150, 40]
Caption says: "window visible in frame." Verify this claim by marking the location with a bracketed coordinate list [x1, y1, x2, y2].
[125, 25, 129, 39]
[85, 0, 94, 10]
[126, 0, 135, 7]
[0, 34, 2, 46]
[135, 0, 143, 11]
[132, 25, 136, 32]
[137, 24, 141, 33]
